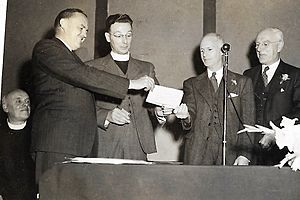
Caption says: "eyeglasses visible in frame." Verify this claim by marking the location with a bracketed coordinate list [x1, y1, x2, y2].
[255, 40, 280, 49]
[110, 32, 133, 39]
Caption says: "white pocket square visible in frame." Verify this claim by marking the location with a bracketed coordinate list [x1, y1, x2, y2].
[228, 93, 238, 98]
[280, 88, 285, 92]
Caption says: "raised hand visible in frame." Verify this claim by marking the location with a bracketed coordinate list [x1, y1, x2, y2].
[129, 75, 155, 91]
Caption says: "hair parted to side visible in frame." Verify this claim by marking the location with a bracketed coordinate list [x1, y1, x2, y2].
[105, 14, 133, 32]
[54, 8, 87, 30]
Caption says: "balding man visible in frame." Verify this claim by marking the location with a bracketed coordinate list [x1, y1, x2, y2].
[0, 89, 36, 199]
[175, 33, 255, 165]
[244, 28, 300, 165]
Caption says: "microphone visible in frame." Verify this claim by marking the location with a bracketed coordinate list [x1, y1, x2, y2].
[221, 43, 230, 53]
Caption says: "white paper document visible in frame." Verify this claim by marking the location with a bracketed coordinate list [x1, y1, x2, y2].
[64, 157, 153, 165]
[146, 85, 183, 109]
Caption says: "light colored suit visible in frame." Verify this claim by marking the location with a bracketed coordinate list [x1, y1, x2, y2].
[182, 70, 255, 165]
[86, 54, 158, 160]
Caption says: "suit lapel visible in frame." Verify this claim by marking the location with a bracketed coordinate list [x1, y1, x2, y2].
[252, 66, 263, 90]
[53, 38, 84, 64]
[127, 58, 143, 79]
[100, 54, 126, 76]
[267, 61, 286, 95]
[195, 72, 214, 109]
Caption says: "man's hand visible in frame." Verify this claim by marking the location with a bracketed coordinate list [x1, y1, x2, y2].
[106, 107, 131, 125]
[259, 133, 276, 149]
[173, 103, 190, 120]
[129, 75, 155, 91]
[154, 106, 173, 124]
[233, 156, 250, 165]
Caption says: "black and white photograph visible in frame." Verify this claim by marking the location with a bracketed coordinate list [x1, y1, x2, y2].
[0, 0, 300, 199]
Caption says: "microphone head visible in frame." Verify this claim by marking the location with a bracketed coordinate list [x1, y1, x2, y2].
[221, 43, 230, 53]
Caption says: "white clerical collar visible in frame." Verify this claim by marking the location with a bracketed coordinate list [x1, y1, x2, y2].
[207, 67, 223, 86]
[7, 119, 27, 130]
[56, 37, 73, 51]
[110, 51, 130, 61]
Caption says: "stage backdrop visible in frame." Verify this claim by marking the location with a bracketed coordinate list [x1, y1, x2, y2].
[216, 0, 300, 74]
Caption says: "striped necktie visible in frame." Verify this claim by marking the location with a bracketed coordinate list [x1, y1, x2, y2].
[262, 66, 270, 86]
[210, 72, 218, 92]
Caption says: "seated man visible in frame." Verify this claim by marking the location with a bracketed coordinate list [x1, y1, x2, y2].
[0, 89, 36, 199]
[174, 33, 255, 165]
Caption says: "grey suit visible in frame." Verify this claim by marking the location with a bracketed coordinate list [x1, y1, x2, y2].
[86, 54, 158, 160]
[182, 70, 255, 165]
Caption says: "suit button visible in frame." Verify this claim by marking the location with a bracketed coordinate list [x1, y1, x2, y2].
[208, 123, 211, 126]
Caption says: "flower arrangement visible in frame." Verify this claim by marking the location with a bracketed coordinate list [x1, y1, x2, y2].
[270, 116, 300, 171]
[238, 116, 300, 171]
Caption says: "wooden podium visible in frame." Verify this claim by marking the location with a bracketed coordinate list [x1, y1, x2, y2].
[39, 163, 300, 200]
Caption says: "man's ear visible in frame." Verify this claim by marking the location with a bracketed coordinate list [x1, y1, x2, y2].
[104, 32, 111, 43]
[59, 18, 67, 30]
[278, 40, 284, 53]
[2, 97, 8, 113]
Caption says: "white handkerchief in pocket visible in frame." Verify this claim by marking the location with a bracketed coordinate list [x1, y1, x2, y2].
[228, 92, 238, 98]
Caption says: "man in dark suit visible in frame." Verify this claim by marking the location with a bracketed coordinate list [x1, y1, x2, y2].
[174, 33, 255, 165]
[243, 28, 300, 165]
[0, 89, 36, 199]
[86, 14, 166, 160]
[31, 8, 155, 181]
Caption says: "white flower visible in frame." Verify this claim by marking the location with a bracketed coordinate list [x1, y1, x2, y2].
[280, 74, 290, 84]
[231, 79, 237, 85]
[270, 116, 300, 171]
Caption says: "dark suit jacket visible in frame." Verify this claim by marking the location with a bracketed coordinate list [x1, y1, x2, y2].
[86, 54, 157, 154]
[31, 38, 129, 156]
[244, 60, 300, 165]
[182, 70, 255, 165]
[0, 119, 36, 200]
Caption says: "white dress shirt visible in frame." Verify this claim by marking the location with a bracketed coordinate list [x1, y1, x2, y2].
[207, 67, 223, 86]
[262, 59, 280, 84]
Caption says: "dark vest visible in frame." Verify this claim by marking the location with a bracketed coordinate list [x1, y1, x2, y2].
[254, 74, 270, 126]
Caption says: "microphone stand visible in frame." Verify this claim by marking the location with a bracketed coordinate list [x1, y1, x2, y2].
[222, 44, 230, 166]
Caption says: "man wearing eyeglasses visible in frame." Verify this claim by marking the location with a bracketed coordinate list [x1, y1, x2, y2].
[86, 14, 166, 160]
[243, 27, 300, 165]
[31, 8, 156, 182]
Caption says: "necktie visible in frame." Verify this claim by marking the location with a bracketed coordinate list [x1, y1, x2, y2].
[210, 72, 218, 92]
[262, 66, 270, 86]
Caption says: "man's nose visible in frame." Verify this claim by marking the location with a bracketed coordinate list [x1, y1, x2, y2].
[122, 36, 128, 44]
[21, 101, 30, 107]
